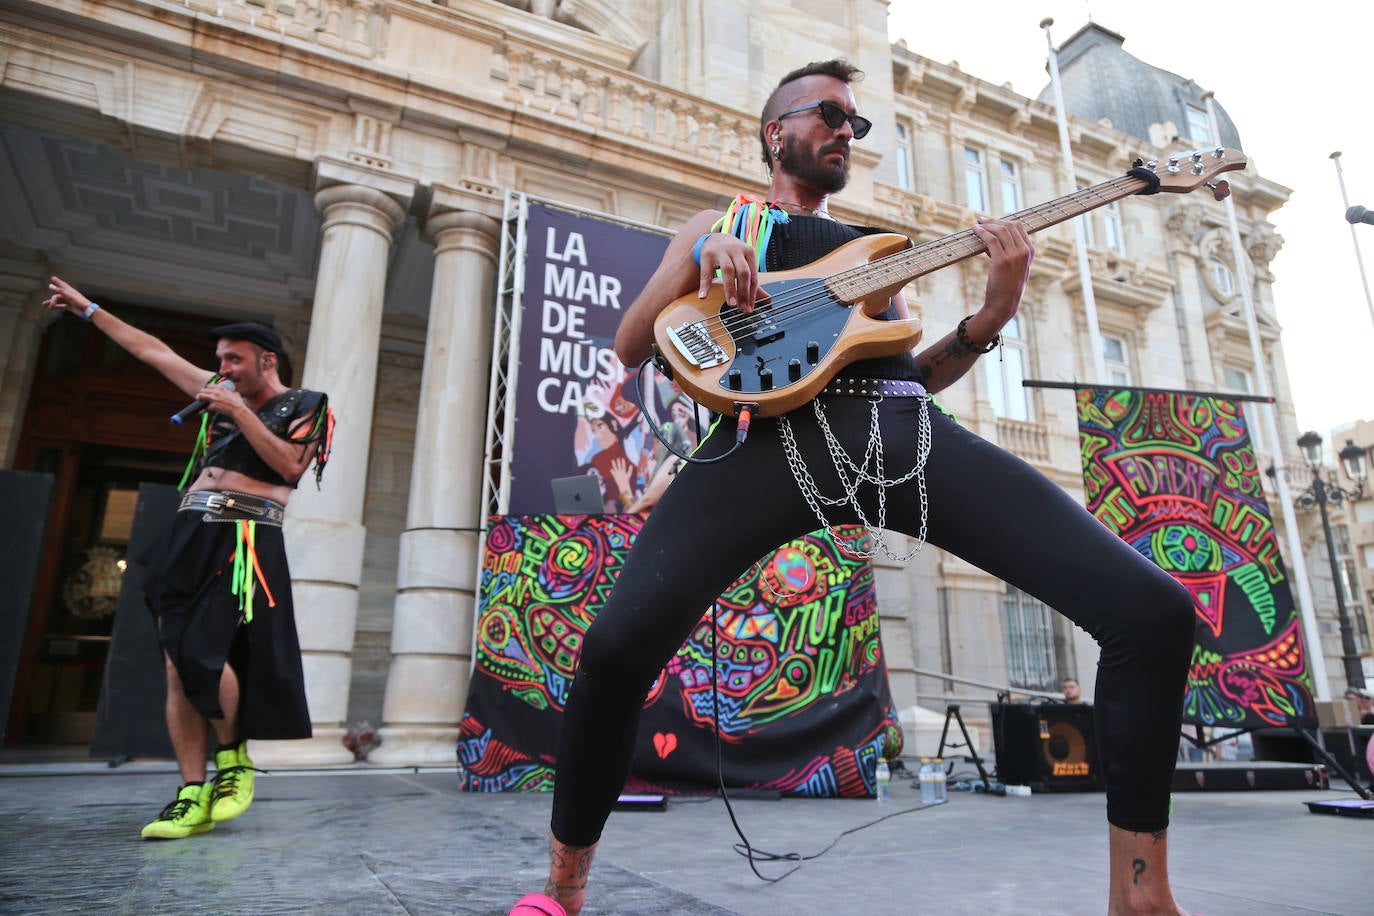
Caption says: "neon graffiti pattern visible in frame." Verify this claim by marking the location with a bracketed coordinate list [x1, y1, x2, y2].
[458, 515, 903, 796]
[1076, 388, 1315, 728]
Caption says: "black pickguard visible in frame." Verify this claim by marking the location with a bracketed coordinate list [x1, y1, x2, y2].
[715, 277, 851, 397]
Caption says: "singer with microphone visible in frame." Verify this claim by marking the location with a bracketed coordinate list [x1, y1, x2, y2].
[43, 275, 334, 841]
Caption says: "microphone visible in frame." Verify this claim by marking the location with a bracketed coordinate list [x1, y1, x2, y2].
[1347, 205, 1374, 226]
[171, 379, 235, 425]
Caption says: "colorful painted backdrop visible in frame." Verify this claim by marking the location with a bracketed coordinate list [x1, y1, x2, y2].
[1076, 388, 1316, 729]
[458, 514, 903, 797]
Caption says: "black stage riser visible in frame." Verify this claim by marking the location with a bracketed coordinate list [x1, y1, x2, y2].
[1172, 763, 1329, 792]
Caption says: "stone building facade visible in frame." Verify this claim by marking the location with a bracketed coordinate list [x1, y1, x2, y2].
[1, 1, 1327, 763]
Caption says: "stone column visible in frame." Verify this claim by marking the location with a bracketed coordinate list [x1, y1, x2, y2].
[0, 262, 49, 466]
[253, 159, 414, 766]
[369, 187, 500, 765]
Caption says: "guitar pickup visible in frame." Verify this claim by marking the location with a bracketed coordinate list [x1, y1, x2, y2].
[746, 304, 784, 345]
[665, 320, 727, 369]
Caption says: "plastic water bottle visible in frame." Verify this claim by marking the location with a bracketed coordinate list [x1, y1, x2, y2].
[918, 757, 937, 805]
[875, 757, 891, 802]
[932, 757, 948, 804]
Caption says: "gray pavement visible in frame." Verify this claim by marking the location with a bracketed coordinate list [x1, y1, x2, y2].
[0, 757, 1369, 915]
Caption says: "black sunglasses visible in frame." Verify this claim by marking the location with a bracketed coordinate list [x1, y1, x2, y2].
[776, 100, 872, 139]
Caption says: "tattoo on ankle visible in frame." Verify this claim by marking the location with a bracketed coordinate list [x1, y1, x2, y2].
[1131, 858, 1146, 885]
[1151, 828, 1167, 844]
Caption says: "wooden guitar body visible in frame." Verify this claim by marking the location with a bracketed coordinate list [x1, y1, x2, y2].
[651, 232, 921, 417]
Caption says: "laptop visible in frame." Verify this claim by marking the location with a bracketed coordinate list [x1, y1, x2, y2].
[551, 475, 604, 515]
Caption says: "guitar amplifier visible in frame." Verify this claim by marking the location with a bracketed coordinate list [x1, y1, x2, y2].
[991, 702, 1102, 793]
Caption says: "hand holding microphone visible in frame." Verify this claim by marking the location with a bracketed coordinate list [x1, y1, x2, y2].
[171, 379, 236, 425]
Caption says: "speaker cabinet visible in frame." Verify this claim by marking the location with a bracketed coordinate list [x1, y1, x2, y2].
[991, 702, 1102, 793]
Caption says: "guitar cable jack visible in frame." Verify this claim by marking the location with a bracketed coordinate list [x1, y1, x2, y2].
[734, 403, 758, 444]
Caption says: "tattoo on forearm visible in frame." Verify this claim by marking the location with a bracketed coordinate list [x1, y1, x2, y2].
[916, 337, 979, 381]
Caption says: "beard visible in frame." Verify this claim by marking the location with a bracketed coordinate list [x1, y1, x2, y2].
[778, 142, 849, 194]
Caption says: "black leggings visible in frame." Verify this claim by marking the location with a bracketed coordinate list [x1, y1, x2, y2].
[550, 395, 1194, 845]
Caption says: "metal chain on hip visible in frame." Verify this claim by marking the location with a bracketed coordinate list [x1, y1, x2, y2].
[776, 394, 932, 562]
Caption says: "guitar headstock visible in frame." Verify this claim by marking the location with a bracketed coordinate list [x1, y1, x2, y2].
[1138, 147, 1247, 199]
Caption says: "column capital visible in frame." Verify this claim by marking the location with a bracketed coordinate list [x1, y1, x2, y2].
[428, 181, 503, 223]
[311, 156, 416, 227]
[423, 208, 500, 246]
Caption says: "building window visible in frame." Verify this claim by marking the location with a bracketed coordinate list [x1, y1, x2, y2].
[1185, 104, 1211, 143]
[1209, 258, 1236, 297]
[1220, 365, 1265, 453]
[1355, 609, 1371, 654]
[1102, 201, 1124, 252]
[964, 147, 988, 212]
[999, 159, 1022, 215]
[1003, 585, 1058, 689]
[1078, 189, 1095, 247]
[984, 315, 1030, 420]
[895, 122, 913, 191]
[1340, 558, 1362, 607]
[1101, 333, 1132, 386]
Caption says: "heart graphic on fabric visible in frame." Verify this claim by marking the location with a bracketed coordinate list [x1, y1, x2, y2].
[653, 732, 678, 758]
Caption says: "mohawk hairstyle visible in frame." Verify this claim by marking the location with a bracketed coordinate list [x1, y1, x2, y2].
[759, 59, 865, 172]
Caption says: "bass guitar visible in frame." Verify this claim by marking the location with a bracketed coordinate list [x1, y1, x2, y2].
[652, 147, 1246, 418]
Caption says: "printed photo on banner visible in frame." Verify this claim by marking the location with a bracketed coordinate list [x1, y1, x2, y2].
[510, 202, 702, 515]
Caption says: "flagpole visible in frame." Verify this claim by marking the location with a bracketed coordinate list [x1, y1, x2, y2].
[1329, 151, 1374, 331]
[1041, 18, 1107, 383]
[1203, 92, 1330, 698]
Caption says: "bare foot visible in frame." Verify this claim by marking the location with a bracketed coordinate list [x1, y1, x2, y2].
[1106, 824, 1189, 915]
[543, 836, 597, 916]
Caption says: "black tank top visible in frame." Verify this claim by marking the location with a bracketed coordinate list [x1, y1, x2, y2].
[764, 214, 923, 383]
[202, 388, 328, 488]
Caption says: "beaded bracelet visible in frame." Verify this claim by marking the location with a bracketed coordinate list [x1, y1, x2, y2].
[692, 233, 712, 267]
[956, 315, 999, 354]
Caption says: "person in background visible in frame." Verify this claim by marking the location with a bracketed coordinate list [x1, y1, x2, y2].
[1062, 676, 1086, 705]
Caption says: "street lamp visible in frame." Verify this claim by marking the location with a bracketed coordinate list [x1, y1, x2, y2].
[1292, 431, 1368, 689]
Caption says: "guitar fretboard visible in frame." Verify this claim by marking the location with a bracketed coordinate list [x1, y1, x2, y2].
[828, 174, 1151, 301]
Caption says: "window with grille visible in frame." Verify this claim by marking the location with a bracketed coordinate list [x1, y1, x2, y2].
[1002, 585, 1058, 689]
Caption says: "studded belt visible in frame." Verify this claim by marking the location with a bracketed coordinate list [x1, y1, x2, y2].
[820, 377, 928, 398]
[179, 490, 285, 526]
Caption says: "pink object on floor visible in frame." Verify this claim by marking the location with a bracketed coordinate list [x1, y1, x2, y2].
[508, 892, 568, 916]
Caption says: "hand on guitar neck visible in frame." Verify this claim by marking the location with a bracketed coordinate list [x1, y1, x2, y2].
[645, 149, 1246, 417]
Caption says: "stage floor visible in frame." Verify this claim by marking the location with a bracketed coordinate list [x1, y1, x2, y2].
[0, 758, 1368, 915]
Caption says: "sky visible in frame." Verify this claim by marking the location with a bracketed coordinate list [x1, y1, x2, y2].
[888, 1, 1374, 444]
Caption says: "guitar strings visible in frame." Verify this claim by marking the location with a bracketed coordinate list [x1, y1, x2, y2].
[686, 175, 1145, 346]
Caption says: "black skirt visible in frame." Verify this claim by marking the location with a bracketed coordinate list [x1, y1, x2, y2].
[139, 509, 312, 740]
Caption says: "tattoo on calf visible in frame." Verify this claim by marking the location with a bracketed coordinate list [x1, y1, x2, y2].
[1131, 858, 1147, 884]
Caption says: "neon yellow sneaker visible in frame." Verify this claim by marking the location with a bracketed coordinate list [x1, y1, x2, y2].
[141, 782, 214, 839]
[209, 741, 257, 823]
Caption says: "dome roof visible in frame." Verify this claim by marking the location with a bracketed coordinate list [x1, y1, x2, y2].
[1035, 23, 1242, 151]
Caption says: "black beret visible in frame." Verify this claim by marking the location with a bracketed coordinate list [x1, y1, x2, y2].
[210, 321, 283, 355]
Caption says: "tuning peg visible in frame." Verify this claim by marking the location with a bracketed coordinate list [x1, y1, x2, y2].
[1205, 180, 1230, 201]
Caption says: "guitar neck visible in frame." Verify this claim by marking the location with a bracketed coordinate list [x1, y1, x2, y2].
[832, 173, 1153, 299]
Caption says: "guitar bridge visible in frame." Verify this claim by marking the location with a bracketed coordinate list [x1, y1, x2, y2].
[665, 319, 727, 369]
